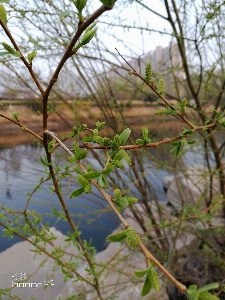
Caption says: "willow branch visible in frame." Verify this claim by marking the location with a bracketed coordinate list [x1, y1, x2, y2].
[0, 113, 43, 141]
[0, 20, 45, 96]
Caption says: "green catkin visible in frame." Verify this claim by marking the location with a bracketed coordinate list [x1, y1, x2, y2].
[157, 78, 165, 97]
[180, 98, 187, 114]
[112, 160, 124, 169]
[123, 196, 138, 206]
[126, 228, 141, 249]
[147, 263, 160, 292]
[145, 62, 152, 84]
[113, 135, 121, 147]
[154, 109, 169, 115]
[76, 149, 88, 160]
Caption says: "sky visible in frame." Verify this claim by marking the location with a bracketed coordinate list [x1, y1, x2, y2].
[92, 0, 172, 56]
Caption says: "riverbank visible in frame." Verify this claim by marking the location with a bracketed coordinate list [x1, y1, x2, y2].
[0, 101, 183, 146]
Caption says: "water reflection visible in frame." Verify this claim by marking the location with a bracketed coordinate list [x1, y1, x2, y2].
[0, 145, 120, 252]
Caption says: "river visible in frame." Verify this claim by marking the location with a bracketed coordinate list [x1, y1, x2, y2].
[0, 143, 170, 253]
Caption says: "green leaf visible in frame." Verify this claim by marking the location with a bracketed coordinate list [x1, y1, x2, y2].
[187, 285, 199, 300]
[198, 283, 219, 293]
[170, 140, 181, 146]
[0, 51, 9, 56]
[114, 188, 121, 199]
[84, 183, 91, 193]
[73, 0, 87, 12]
[115, 149, 131, 165]
[102, 165, 114, 175]
[59, 10, 72, 22]
[0, 4, 7, 26]
[77, 174, 89, 187]
[83, 172, 101, 180]
[12, 51, 21, 57]
[136, 139, 144, 145]
[12, 112, 18, 121]
[198, 291, 219, 300]
[27, 50, 37, 63]
[73, 141, 80, 154]
[99, 0, 115, 9]
[181, 128, 194, 136]
[70, 187, 84, 198]
[187, 139, 197, 145]
[134, 269, 149, 279]
[142, 127, 149, 139]
[141, 274, 153, 296]
[106, 229, 128, 242]
[98, 174, 108, 188]
[2, 42, 15, 54]
[82, 137, 93, 142]
[122, 150, 131, 165]
[120, 128, 131, 145]
[175, 143, 182, 159]
[96, 121, 105, 131]
[48, 140, 56, 152]
[116, 197, 129, 208]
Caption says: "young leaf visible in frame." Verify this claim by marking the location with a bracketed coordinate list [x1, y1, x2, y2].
[181, 128, 194, 136]
[83, 172, 101, 180]
[70, 187, 84, 198]
[187, 139, 197, 145]
[0, 51, 9, 56]
[101, 175, 108, 188]
[98, 174, 108, 188]
[198, 283, 219, 293]
[84, 183, 92, 193]
[120, 128, 131, 145]
[114, 188, 122, 199]
[2, 42, 15, 54]
[0, 4, 7, 26]
[102, 165, 114, 175]
[198, 291, 219, 300]
[141, 274, 153, 296]
[12, 112, 19, 121]
[82, 137, 93, 143]
[142, 127, 149, 140]
[77, 174, 89, 187]
[73, 141, 80, 154]
[106, 229, 128, 242]
[73, 0, 87, 12]
[96, 121, 105, 131]
[27, 50, 37, 63]
[115, 149, 131, 165]
[99, 0, 115, 9]
[134, 269, 149, 279]
[136, 139, 144, 145]
[48, 140, 56, 152]
[170, 140, 181, 146]
[175, 143, 182, 159]
[186, 285, 199, 300]
[59, 10, 71, 22]
[116, 197, 129, 208]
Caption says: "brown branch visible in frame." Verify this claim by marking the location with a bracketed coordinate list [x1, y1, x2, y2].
[44, 130, 188, 294]
[0, 20, 45, 97]
[0, 113, 43, 141]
